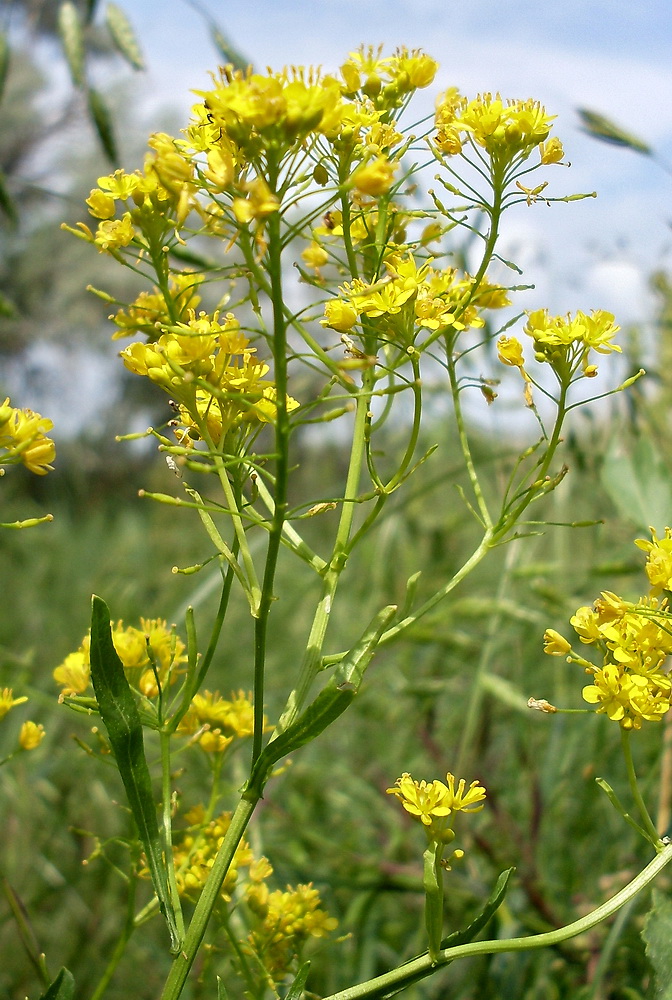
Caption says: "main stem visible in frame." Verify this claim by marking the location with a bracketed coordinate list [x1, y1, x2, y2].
[252, 195, 290, 763]
[159, 795, 258, 1000]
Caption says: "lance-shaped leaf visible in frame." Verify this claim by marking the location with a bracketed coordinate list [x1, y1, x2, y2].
[578, 108, 651, 155]
[423, 842, 444, 963]
[246, 605, 397, 797]
[643, 889, 672, 999]
[0, 32, 10, 106]
[57, 2, 86, 88]
[106, 3, 145, 71]
[284, 962, 311, 1000]
[87, 87, 118, 164]
[89, 595, 181, 951]
[39, 968, 75, 1000]
[0, 169, 17, 225]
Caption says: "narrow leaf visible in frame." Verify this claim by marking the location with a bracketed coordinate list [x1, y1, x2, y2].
[442, 868, 514, 948]
[57, 2, 86, 88]
[642, 888, 672, 998]
[84, 0, 100, 24]
[89, 595, 181, 951]
[39, 968, 75, 1000]
[423, 842, 443, 962]
[578, 108, 652, 155]
[87, 87, 118, 164]
[0, 169, 18, 225]
[247, 606, 397, 795]
[283, 962, 311, 1000]
[210, 26, 249, 72]
[105, 3, 145, 71]
[216, 976, 229, 1000]
[0, 32, 10, 106]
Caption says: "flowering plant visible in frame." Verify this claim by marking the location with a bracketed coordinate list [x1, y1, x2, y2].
[6, 42, 665, 1000]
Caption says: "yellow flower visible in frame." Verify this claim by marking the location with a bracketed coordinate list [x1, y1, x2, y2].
[497, 336, 526, 369]
[85, 189, 116, 219]
[53, 651, 91, 696]
[636, 527, 672, 595]
[321, 299, 359, 333]
[386, 772, 452, 826]
[543, 629, 572, 656]
[94, 213, 136, 252]
[435, 91, 556, 161]
[19, 721, 45, 750]
[232, 177, 280, 224]
[0, 688, 28, 720]
[444, 773, 487, 813]
[301, 241, 329, 272]
[0, 399, 56, 475]
[539, 137, 565, 164]
[351, 156, 398, 196]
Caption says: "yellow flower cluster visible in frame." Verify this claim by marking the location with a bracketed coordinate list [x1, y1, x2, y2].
[53, 618, 187, 699]
[171, 805, 255, 900]
[387, 771, 486, 840]
[166, 804, 337, 983]
[635, 526, 672, 595]
[498, 308, 621, 383]
[435, 90, 558, 163]
[321, 253, 509, 344]
[545, 580, 672, 730]
[111, 274, 203, 340]
[0, 689, 45, 755]
[119, 309, 299, 450]
[0, 397, 55, 476]
[245, 881, 338, 983]
[74, 135, 198, 251]
[178, 689, 270, 753]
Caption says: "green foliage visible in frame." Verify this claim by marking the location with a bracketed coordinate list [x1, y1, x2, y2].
[642, 890, 672, 999]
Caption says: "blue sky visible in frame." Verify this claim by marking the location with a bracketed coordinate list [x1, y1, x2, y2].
[118, 0, 672, 324]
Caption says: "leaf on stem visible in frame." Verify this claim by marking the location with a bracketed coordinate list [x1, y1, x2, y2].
[87, 87, 119, 165]
[57, 2, 86, 88]
[246, 605, 397, 796]
[38, 968, 75, 1000]
[642, 889, 672, 999]
[105, 3, 145, 71]
[89, 595, 182, 952]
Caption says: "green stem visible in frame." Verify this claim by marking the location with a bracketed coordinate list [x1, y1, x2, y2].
[159, 794, 258, 1000]
[621, 728, 662, 847]
[446, 340, 492, 528]
[275, 367, 375, 732]
[321, 843, 672, 1000]
[160, 731, 185, 941]
[252, 197, 290, 762]
[377, 528, 494, 649]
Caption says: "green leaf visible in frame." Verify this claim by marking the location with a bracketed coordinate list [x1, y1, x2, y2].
[39, 968, 75, 1000]
[423, 842, 443, 963]
[642, 888, 672, 998]
[87, 87, 118, 164]
[578, 108, 652, 155]
[246, 605, 397, 796]
[57, 2, 86, 88]
[283, 962, 310, 1000]
[601, 435, 672, 532]
[210, 26, 249, 73]
[0, 32, 10, 106]
[89, 595, 181, 951]
[0, 169, 17, 225]
[105, 3, 145, 70]
[442, 868, 514, 949]
[216, 976, 228, 1000]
